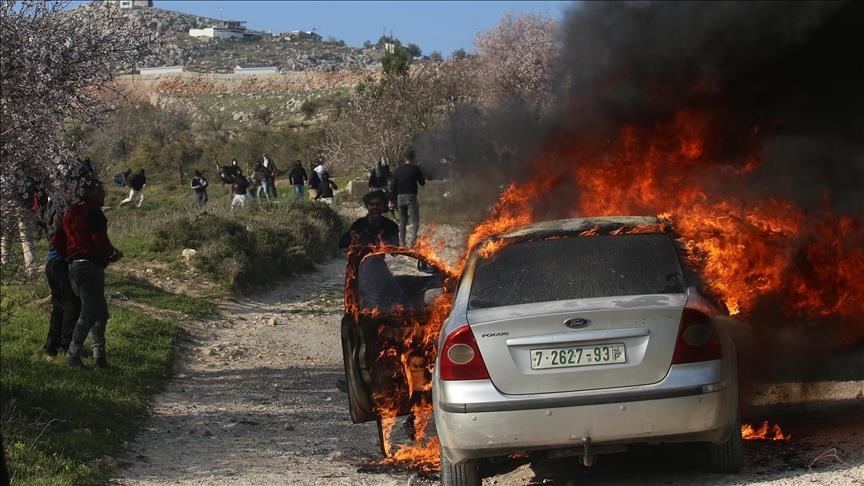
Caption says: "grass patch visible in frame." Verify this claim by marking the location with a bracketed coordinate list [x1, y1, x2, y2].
[0, 272, 205, 485]
[107, 274, 214, 318]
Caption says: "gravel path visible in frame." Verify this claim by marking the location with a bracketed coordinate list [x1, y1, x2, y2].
[110, 223, 863, 485]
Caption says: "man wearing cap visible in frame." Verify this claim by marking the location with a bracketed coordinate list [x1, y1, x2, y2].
[62, 179, 123, 368]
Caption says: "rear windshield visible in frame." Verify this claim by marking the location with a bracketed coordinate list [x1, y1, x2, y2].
[468, 234, 685, 310]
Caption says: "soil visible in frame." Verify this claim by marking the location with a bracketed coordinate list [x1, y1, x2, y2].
[110, 221, 864, 486]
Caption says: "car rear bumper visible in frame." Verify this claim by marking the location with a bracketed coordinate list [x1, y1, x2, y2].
[434, 361, 737, 464]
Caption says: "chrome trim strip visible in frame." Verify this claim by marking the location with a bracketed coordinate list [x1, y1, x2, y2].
[440, 384, 715, 413]
[437, 361, 726, 414]
[505, 327, 650, 347]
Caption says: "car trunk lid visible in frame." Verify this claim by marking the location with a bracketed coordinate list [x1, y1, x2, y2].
[469, 294, 685, 395]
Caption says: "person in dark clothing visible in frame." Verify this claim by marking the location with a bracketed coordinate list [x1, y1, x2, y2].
[119, 169, 146, 208]
[314, 171, 338, 205]
[62, 180, 123, 368]
[253, 161, 271, 202]
[42, 198, 80, 355]
[288, 160, 308, 199]
[262, 153, 278, 199]
[190, 169, 209, 208]
[368, 157, 392, 191]
[339, 190, 401, 310]
[231, 173, 250, 210]
[339, 190, 399, 251]
[390, 149, 426, 246]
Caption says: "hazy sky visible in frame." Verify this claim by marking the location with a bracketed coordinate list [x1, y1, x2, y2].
[154, 1, 573, 55]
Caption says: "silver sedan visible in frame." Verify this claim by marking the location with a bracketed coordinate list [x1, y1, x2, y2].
[433, 216, 742, 486]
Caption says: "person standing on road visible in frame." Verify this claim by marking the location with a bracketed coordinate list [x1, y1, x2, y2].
[288, 160, 308, 200]
[190, 169, 209, 208]
[338, 190, 399, 251]
[339, 190, 401, 310]
[390, 149, 425, 247]
[119, 169, 146, 208]
[62, 179, 123, 368]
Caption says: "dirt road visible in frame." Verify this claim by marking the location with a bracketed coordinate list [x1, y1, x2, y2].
[111, 237, 863, 485]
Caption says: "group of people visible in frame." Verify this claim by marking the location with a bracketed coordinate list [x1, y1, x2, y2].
[42, 160, 123, 369]
[2, 148, 429, 370]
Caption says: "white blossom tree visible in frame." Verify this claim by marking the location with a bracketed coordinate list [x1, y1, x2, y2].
[473, 13, 558, 112]
[0, 0, 153, 275]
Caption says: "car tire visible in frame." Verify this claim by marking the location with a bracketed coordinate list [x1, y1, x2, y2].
[706, 421, 743, 473]
[440, 441, 480, 486]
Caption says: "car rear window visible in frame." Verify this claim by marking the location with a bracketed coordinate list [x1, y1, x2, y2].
[468, 234, 686, 309]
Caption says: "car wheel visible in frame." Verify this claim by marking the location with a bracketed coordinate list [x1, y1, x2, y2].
[440, 440, 480, 486]
[706, 421, 743, 473]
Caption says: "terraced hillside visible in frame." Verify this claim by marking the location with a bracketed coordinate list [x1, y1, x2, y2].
[67, 2, 382, 73]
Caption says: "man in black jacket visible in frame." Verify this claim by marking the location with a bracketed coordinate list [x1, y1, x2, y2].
[390, 149, 425, 247]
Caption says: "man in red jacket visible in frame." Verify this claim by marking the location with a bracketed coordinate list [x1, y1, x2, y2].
[62, 180, 123, 368]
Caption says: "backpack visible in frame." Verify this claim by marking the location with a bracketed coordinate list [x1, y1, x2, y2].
[309, 170, 321, 189]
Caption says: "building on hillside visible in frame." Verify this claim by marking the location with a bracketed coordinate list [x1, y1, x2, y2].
[107, 0, 152, 8]
[139, 66, 184, 75]
[233, 65, 279, 75]
[281, 30, 323, 42]
[189, 20, 262, 40]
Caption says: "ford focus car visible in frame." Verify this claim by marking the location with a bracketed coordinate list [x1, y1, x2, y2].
[433, 216, 742, 485]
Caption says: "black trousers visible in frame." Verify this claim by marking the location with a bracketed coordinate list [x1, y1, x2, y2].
[44, 259, 80, 352]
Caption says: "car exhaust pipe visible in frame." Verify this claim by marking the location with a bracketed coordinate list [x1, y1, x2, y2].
[581, 437, 594, 467]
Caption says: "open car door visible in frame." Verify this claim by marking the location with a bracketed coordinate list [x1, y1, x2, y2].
[341, 247, 453, 430]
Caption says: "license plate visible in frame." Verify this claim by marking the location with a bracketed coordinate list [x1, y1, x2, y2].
[530, 343, 626, 370]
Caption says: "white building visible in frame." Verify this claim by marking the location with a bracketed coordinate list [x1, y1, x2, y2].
[189, 20, 261, 40]
[108, 0, 152, 8]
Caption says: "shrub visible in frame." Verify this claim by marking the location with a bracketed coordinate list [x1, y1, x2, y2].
[151, 202, 343, 291]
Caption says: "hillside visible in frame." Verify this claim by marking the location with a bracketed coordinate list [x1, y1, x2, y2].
[68, 3, 382, 73]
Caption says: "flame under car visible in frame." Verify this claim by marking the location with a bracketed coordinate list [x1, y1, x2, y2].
[433, 217, 742, 485]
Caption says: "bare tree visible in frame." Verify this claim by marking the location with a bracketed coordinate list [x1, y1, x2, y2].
[322, 62, 477, 172]
[1, 0, 152, 275]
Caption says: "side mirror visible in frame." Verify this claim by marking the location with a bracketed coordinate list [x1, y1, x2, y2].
[417, 260, 437, 274]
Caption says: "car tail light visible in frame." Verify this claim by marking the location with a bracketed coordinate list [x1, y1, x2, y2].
[439, 325, 490, 381]
[671, 308, 723, 364]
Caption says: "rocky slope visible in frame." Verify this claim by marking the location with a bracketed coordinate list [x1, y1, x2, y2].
[67, 3, 381, 73]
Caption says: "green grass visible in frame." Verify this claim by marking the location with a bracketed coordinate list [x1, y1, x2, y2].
[107, 274, 214, 318]
[0, 272, 208, 485]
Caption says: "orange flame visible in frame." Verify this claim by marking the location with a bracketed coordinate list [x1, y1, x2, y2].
[465, 108, 863, 343]
[742, 421, 792, 441]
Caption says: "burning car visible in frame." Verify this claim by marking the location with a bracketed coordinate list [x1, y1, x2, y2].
[340, 245, 455, 457]
[433, 216, 742, 484]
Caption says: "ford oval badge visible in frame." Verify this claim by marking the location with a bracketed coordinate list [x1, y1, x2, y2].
[563, 318, 591, 329]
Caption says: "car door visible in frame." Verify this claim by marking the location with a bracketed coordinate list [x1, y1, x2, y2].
[341, 247, 453, 424]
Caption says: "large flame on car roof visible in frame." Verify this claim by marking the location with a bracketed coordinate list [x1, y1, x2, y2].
[463, 109, 863, 344]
